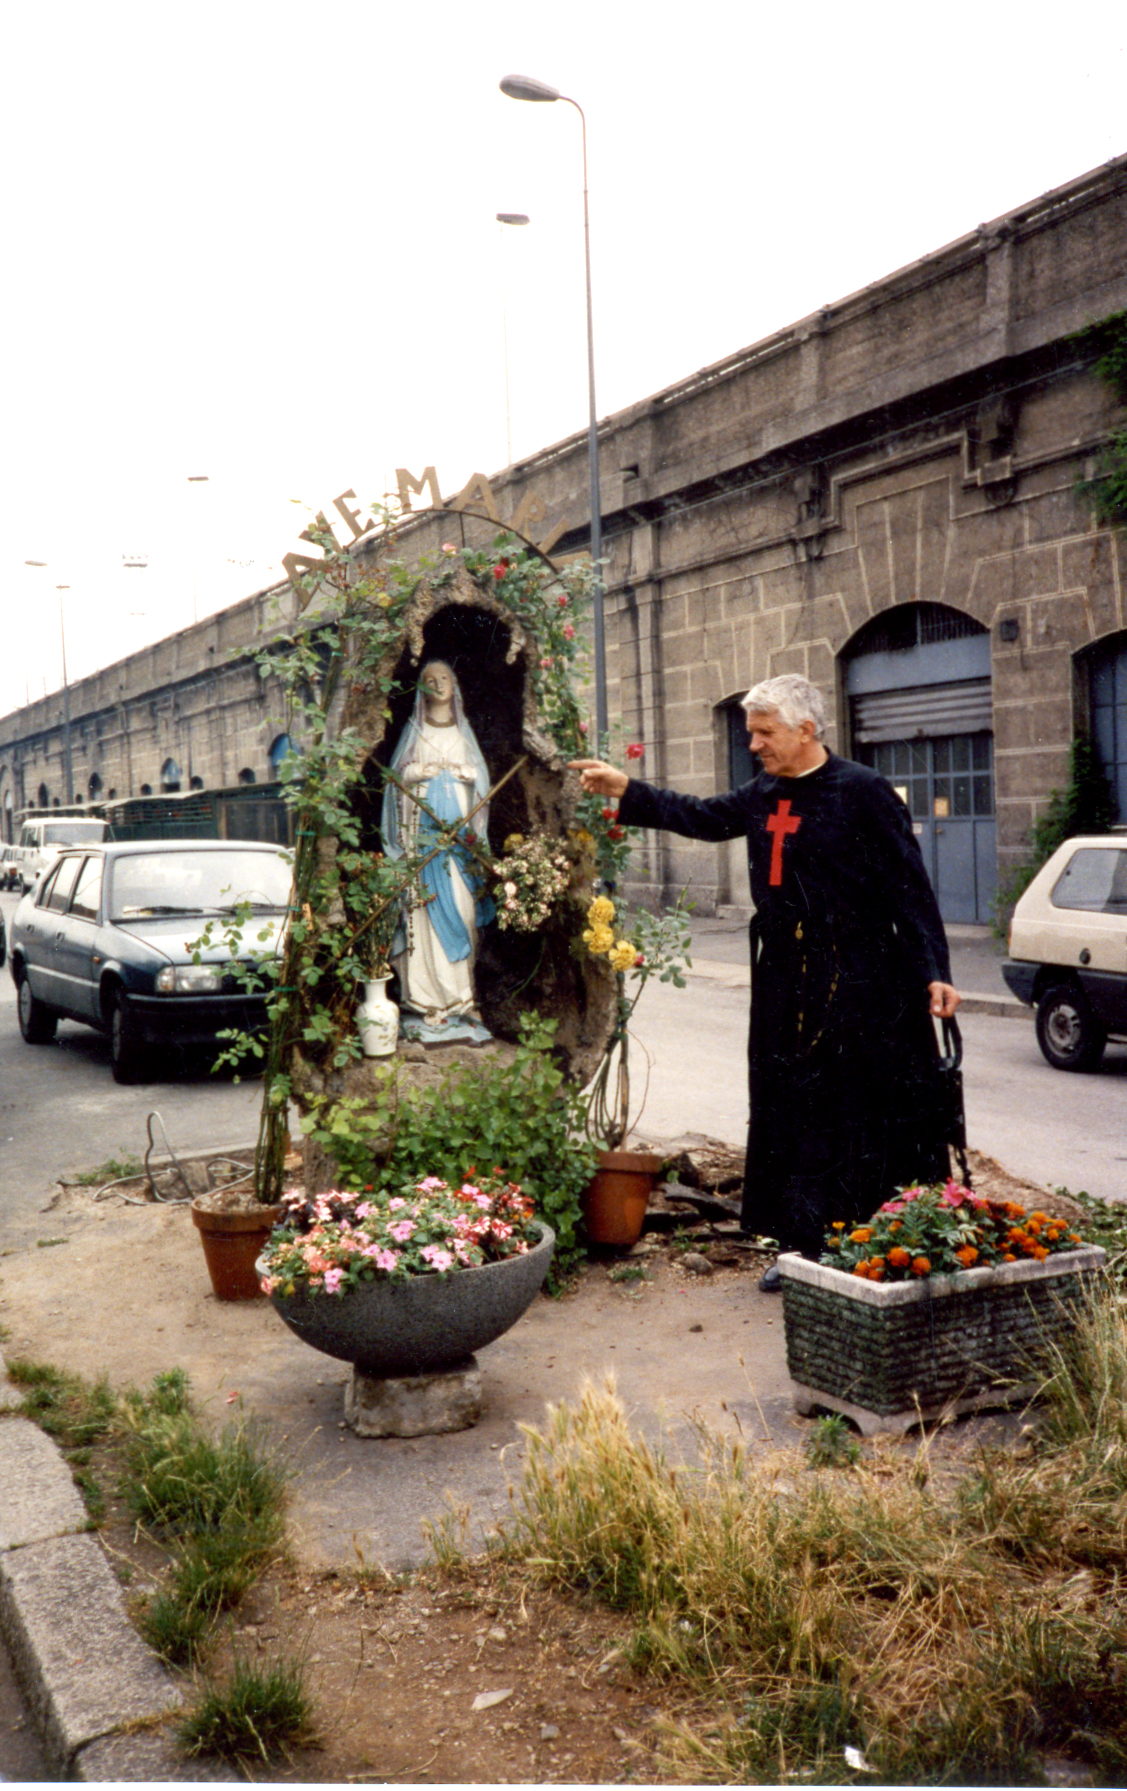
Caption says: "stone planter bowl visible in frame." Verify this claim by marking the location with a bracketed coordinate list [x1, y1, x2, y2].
[259, 1222, 555, 1377]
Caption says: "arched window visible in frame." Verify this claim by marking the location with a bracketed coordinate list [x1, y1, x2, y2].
[37, 783, 49, 808]
[269, 734, 296, 774]
[161, 758, 182, 793]
[1083, 633, 1127, 821]
[140, 783, 152, 796]
[190, 775, 204, 791]
[88, 773, 103, 800]
[237, 767, 257, 785]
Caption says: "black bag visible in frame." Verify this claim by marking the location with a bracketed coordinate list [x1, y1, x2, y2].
[936, 1015, 971, 1188]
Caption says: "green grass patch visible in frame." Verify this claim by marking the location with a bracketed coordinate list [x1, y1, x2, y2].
[7, 1359, 117, 1450]
[71, 1152, 144, 1185]
[177, 1654, 315, 1764]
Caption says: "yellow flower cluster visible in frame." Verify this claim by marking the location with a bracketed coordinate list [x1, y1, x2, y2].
[581, 896, 639, 974]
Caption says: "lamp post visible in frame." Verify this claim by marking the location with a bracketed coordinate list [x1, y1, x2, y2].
[24, 560, 73, 804]
[496, 212, 529, 467]
[499, 73, 607, 744]
[187, 474, 209, 624]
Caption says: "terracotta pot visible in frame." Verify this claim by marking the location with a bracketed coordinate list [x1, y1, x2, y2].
[582, 1149, 665, 1247]
[191, 1198, 282, 1301]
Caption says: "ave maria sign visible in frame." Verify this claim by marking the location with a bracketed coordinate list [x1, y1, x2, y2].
[282, 467, 575, 609]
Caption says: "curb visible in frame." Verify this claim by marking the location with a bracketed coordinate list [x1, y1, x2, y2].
[0, 1350, 235, 1781]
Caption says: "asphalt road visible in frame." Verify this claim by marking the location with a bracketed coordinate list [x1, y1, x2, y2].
[0, 889, 266, 1249]
[2, 888, 1125, 1252]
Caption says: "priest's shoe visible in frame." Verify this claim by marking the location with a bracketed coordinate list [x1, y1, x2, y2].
[758, 1263, 782, 1293]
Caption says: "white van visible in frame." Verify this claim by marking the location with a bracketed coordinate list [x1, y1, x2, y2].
[15, 815, 110, 892]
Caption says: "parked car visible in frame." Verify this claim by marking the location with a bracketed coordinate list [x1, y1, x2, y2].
[14, 815, 110, 893]
[0, 846, 21, 891]
[8, 839, 293, 1083]
[1002, 834, 1127, 1070]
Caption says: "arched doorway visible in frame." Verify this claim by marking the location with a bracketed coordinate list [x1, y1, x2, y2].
[842, 603, 996, 924]
[1083, 633, 1127, 822]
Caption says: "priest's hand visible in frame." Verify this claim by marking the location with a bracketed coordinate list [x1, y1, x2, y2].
[929, 981, 961, 1018]
[570, 759, 629, 800]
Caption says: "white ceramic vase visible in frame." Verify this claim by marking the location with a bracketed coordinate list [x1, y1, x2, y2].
[357, 974, 399, 1057]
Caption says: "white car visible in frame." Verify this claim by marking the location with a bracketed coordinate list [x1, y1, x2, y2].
[1003, 834, 1127, 1070]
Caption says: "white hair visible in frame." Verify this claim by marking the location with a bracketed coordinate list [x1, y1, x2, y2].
[741, 673, 826, 738]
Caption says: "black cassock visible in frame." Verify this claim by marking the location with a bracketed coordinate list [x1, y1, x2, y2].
[618, 753, 953, 1255]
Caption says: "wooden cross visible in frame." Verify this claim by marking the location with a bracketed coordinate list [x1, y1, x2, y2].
[765, 798, 802, 886]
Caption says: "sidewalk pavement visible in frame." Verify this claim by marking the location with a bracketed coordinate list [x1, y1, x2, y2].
[691, 914, 1021, 1018]
[0, 916, 1020, 1777]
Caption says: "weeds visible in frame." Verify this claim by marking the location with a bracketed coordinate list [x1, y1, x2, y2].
[177, 1653, 315, 1764]
[804, 1413, 861, 1470]
[502, 1304, 1127, 1783]
[71, 1151, 143, 1186]
[8, 1359, 117, 1450]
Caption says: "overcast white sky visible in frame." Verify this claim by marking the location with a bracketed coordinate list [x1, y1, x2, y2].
[2, 0, 1124, 720]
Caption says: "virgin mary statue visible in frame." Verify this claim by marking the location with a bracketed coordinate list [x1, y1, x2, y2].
[380, 661, 494, 1035]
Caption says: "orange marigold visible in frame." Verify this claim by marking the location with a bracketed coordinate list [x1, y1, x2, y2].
[849, 1227, 873, 1244]
[888, 1246, 911, 1268]
[852, 1261, 871, 1277]
[910, 1256, 932, 1276]
[954, 1245, 979, 1267]
[868, 1265, 886, 1281]
[1033, 1244, 1049, 1261]
[1002, 1252, 1016, 1262]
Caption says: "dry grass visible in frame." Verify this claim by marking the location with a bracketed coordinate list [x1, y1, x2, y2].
[497, 1289, 1127, 1783]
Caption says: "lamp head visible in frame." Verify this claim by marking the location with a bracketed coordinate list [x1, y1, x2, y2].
[500, 73, 559, 103]
[496, 212, 530, 226]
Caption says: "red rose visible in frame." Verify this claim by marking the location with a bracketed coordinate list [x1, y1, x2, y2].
[608, 826, 624, 841]
[602, 807, 616, 821]
[625, 742, 644, 760]
[493, 562, 508, 580]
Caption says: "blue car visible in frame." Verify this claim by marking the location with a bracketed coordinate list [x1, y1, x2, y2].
[8, 839, 292, 1083]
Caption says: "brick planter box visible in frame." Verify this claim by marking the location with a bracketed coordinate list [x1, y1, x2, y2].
[779, 1247, 1106, 1436]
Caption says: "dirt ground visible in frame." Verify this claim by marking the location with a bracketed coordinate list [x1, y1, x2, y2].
[1, 1145, 1080, 1782]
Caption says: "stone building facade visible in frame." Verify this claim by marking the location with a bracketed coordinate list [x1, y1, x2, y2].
[3, 153, 1125, 926]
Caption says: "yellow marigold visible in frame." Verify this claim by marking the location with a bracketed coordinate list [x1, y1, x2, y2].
[849, 1227, 873, 1244]
[954, 1245, 979, 1267]
[582, 925, 615, 955]
[910, 1255, 932, 1277]
[887, 1246, 910, 1268]
[588, 895, 615, 925]
[609, 940, 638, 973]
[503, 832, 526, 851]
[831, 1221, 846, 1232]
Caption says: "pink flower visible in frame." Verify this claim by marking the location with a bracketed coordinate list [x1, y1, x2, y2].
[421, 1245, 455, 1271]
[578, 720, 588, 734]
[441, 543, 457, 555]
[540, 656, 553, 669]
[562, 623, 575, 640]
[388, 1197, 407, 1210]
[625, 742, 645, 760]
[417, 1176, 446, 1192]
[323, 1267, 345, 1294]
[557, 593, 569, 607]
[372, 1248, 398, 1272]
[388, 1220, 415, 1242]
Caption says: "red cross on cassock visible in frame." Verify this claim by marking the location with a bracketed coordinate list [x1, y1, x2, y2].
[765, 798, 802, 886]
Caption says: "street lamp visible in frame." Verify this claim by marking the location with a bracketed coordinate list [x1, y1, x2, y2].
[24, 560, 73, 803]
[499, 72, 607, 744]
[495, 211, 529, 466]
[188, 474, 209, 624]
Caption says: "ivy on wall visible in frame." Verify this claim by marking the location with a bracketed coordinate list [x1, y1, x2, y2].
[1075, 309, 1127, 526]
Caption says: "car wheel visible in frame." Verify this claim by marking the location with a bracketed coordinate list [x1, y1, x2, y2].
[110, 991, 145, 1085]
[1035, 983, 1107, 1072]
[17, 972, 58, 1044]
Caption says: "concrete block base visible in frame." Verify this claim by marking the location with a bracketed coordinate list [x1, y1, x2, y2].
[344, 1357, 482, 1437]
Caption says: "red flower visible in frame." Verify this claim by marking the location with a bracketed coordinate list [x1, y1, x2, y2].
[625, 742, 644, 760]
[607, 826, 625, 841]
[602, 806, 616, 821]
[493, 562, 509, 580]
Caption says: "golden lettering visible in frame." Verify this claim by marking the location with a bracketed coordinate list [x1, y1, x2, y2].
[448, 473, 500, 521]
[332, 489, 372, 541]
[510, 491, 546, 535]
[282, 551, 331, 609]
[396, 466, 442, 512]
[299, 511, 339, 550]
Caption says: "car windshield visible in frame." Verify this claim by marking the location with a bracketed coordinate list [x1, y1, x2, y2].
[109, 849, 293, 920]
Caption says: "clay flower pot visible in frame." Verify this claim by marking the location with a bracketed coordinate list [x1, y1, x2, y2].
[191, 1195, 283, 1301]
[582, 1149, 665, 1248]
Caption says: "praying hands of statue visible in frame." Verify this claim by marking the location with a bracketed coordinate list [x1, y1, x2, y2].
[569, 758, 629, 800]
[929, 981, 961, 1018]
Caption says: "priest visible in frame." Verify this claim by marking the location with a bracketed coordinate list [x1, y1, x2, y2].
[571, 673, 960, 1290]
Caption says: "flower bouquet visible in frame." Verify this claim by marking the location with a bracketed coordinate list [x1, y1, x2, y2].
[820, 1181, 1087, 1281]
[491, 831, 575, 933]
[259, 1170, 540, 1298]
